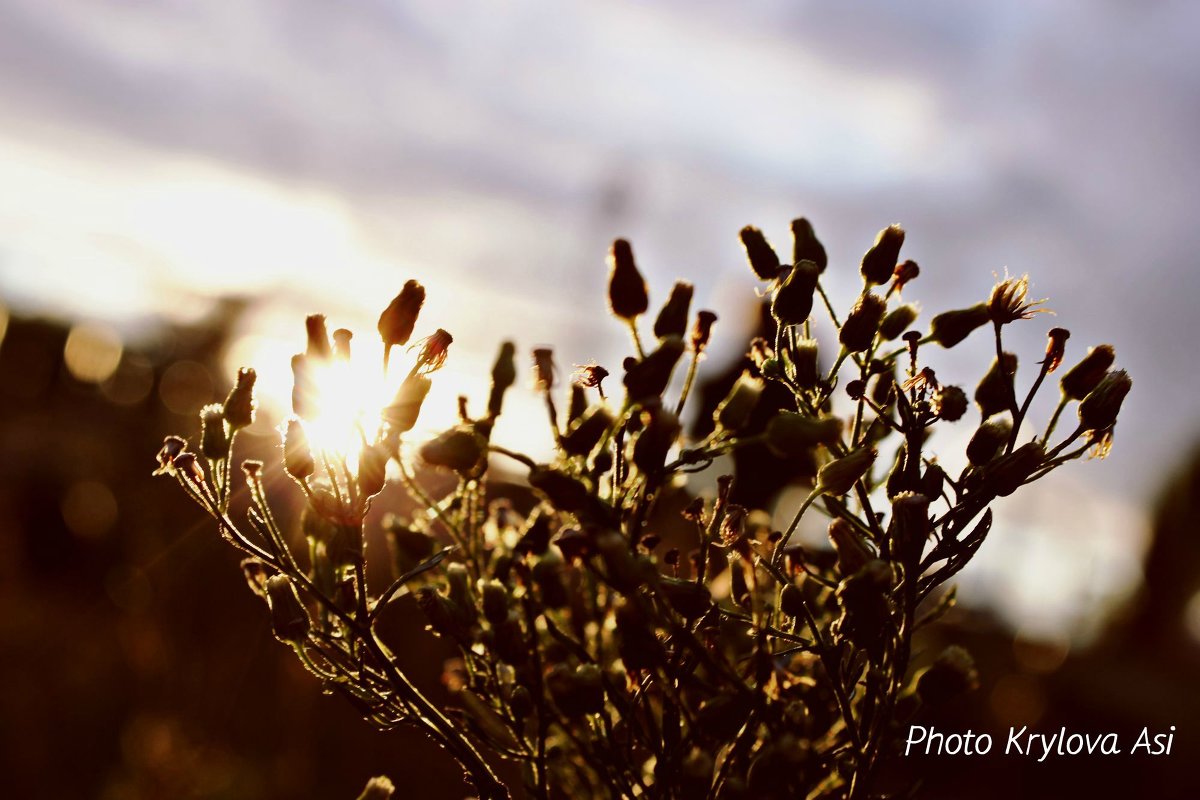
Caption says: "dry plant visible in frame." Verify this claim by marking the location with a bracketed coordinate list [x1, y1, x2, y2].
[155, 218, 1130, 799]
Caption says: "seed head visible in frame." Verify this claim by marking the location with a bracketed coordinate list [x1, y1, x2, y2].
[572, 363, 610, 392]
[934, 385, 968, 422]
[412, 329, 453, 374]
[861, 224, 905, 286]
[608, 239, 649, 319]
[1078, 369, 1131, 431]
[739, 226, 783, 281]
[654, 281, 694, 339]
[988, 273, 1048, 325]
[356, 776, 396, 800]
[790, 217, 827, 272]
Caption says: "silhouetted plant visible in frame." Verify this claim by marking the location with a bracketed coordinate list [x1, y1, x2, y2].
[155, 219, 1130, 799]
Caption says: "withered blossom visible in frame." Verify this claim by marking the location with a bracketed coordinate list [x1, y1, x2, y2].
[988, 273, 1049, 325]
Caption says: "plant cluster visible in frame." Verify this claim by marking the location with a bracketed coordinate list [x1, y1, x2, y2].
[155, 218, 1130, 799]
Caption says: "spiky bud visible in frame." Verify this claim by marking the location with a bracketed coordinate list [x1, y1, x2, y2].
[654, 281, 694, 339]
[935, 385, 969, 422]
[1078, 369, 1131, 431]
[222, 367, 257, 430]
[790, 218, 827, 272]
[1060, 344, 1115, 400]
[200, 404, 228, 460]
[739, 226, 783, 281]
[860, 224, 905, 286]
[838, 293, 887, 353]
[929, 303, 990, 348]
[608, 239, 648, 319]
[791, 338, 820, 388]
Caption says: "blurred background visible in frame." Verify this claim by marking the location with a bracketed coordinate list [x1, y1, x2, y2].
[1, 0, 1199, 797]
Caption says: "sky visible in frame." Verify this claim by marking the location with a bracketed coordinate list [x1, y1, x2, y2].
[1, 0, 1198, 637]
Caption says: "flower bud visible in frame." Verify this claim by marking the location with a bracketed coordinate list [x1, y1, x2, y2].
[378, 280, 426, 368]
[838, 293, 887, 353]
[623, 336, 685, 402]
[265, 575, 310, 644]
[764, 412, 843, 458]
[917, 645, 979, 706]
[654, 281, 693, 339]
[815, 448, 876, 496]
[445, 562, 476, 624]
[284, 419, 314, 481]
[828, 518, 872, 577]
[305, 314, 332, 362]
[291, 355, 318, 420]
[1044, 327, 1070, 373]
[562, 406, 613, 459]
[415, 587, 471, 646]
[358, 441, 389, 497]
[714, 372, 763, 433]
[200, 404, 228, 460]
[608, 238, 649, 319]
[975, 353, 1017, 418]
[983, 441, 1045, 496]
[690, 310, 718, 353]
[935, 385, 968, 422]
[153, 435, 188, 475]
[966, 418, 1011, 466]
[780, 584, 806, 618]
[413, 329, 453, 374]
[771, 261, 821, 326]
[660, 577, 713, 618]
[509, 686, 534, 721]
[356, 776, 395, 800]
[331, 328, 352, 362]
[547, 663, 605, 717]
[633, 407, 681, 473]
[879, 303, 919, 341]
[888, 492, 930, 570]
[790, 217, 827, 272]
[383, 374, 432, 433]
[222, 367, 257, 430]
[929, 303, 989, 348]
[615, 600, 663, 670]
[790, 338, 820, 388]
[532, 347, 555, 391]
[384, 518, 434, 577]
[529, 467, 593, 514]
[1060, 344, 1115, 400]
[481, 580, 510, 625]
[739, 226, 783, 281]
[420, 427, 486, 474]
[567, 383, 587, 424]
[488, 341, 517, 417]
[860, 224, 905, 286]
[893, 259, 920, 290]
[1077, 369, 1131, 431]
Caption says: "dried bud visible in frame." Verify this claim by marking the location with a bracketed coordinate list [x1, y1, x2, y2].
[384, 374, 432, 433]
[934, 385, 968, 422]
[574, 363, 610, 391]
[531, 347, 555, 391]
[291, 355, 318, 420]
[200, 404, 228, 460]
[241, 460, 263, 480]
[567, 383, 587, 425]
[828, 518, 872, 577]
[222, 367, 257, 430]
[975, 353, 1017, 418]
[284, 419, 315, 481]
[815, 448, 876, 496]
[153, 435, 188, 475]
[838, 293, 887, 353]
[791, 338, 820, 388]
[488, 341, 517, 417]
[719, 504, 748, 548]
[893, 259, 920, 290]
[1077, 369, 1131, 431]
[790, 217, 827, 272]
[265, 575, 310, 644]
[358, 442, 389, 497]
[623, 336, 685, 402]
[1060, 345, 1115, 400]
[879, 303, 919, 341]
[966, 418, 1012, 466]
[378, 280, 426, 368]
[714, 372, 763, 433]
[691, 310, 718, 353]
[917, 646, 979, 706]
[1044, 328, 1070, 373]
[654, 281, 694, 339]
[779, 584, 806, 618]
[608, 238, 649, 319]
[633, 407, 681, 473]
[983, 441, 1045, 496]
[988, 274, 1047, 325]
[771, 260, 822, 326]
[929, 303, 990, 348]
[420, 427, 486, 474]
[764, 412, 843, 458]
[305, 314, 332, 362]
[739, 226, 783, 281]
[860, 224, 905, 286]
[562, 405, 615, 457]
[413, 329, 453, 374]
[170, 452, 204, 486]
[888, 492, 930, 570]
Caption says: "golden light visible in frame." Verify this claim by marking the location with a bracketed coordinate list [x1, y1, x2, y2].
[63, 322, 123, 384]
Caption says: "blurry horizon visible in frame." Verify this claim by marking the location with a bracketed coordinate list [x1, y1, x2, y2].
[3, 0, 1200, 637]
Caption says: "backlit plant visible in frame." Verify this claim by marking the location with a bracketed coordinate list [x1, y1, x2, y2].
[155, 219, 1130, 799]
